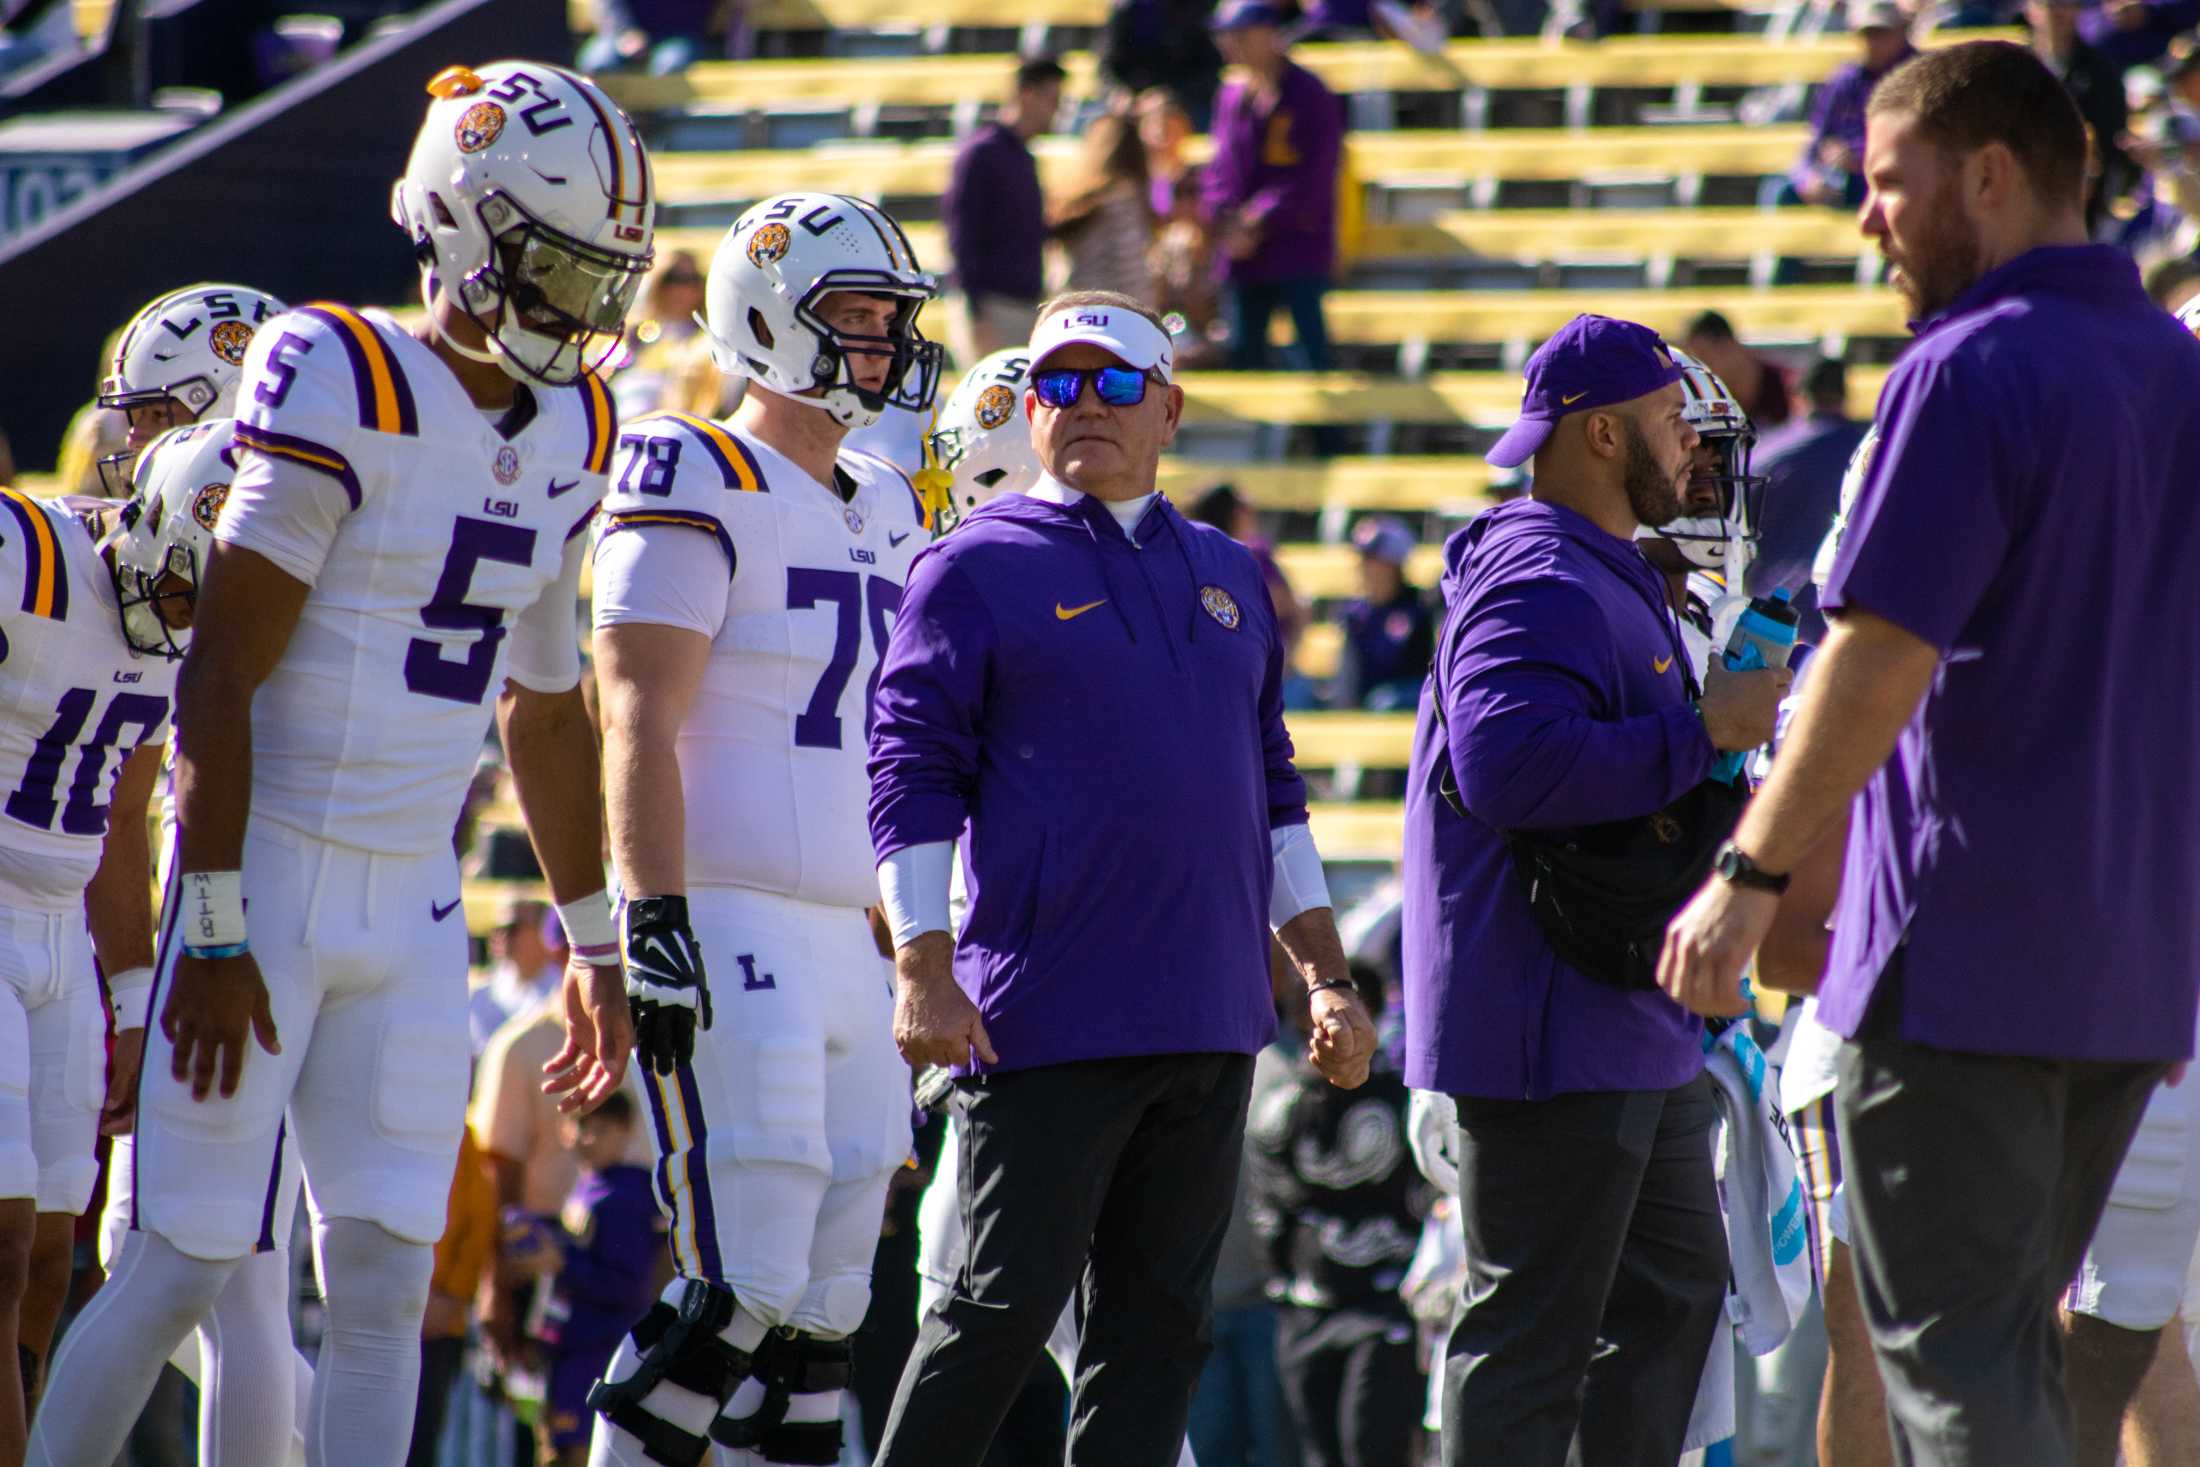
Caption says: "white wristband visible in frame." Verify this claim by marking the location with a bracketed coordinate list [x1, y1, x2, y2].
[182, 871, 246, 947]
[558, 890, 620, 967]
[878, 842, 955, 949]
[105, 966, 157, 1027]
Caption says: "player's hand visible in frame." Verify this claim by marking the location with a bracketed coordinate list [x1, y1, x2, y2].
[1307, 981, 1377, 1090]
[893, 932, 996, 1070]
[545, 954, 634, 1115]
[1657, 877, 1780, 1019]
[102, 1025, 147, 1135]
[1698, 660, 1791, 752]
[621, 895, 711, 1076]
[160, 951, 281, 1101]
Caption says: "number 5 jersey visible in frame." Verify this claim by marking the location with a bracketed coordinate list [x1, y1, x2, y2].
[226, 303, 611, 853]
[591, 411, 930, 908]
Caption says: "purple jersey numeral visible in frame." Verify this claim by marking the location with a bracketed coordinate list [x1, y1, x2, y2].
[786, 569, 902, 751]
[404, 516, 539, 705]
[5, 688, 169, 836]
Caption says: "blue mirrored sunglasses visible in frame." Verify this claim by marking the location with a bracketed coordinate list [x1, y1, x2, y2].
[1030, 365, 1159, 409]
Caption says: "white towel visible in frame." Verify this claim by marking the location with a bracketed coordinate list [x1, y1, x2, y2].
[1683, 1023, 1816, 1451]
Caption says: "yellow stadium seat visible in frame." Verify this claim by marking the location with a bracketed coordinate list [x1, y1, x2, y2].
[647, 126, 1811, 207]
[1286, 711, 1417, 768]
[1276, 542, 1449, 601]
[1306, 801, 1407, 862]
[1174, 365, 1890, 424]
[1319, 285, 1907, 347]
[1159, 458, 1501, 511]
[462, 878, 552, 938]
[597, 33, 2017, 115]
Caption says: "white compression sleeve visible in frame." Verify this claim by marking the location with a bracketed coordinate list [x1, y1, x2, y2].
[1270, 822, 1332, 930]
[307, 1218, 433, 1467]
[878, 841, 955, 948]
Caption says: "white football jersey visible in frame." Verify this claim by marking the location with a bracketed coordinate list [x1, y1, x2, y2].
[0, 488, 178, 910]
[225, 303, 612, 855]
[594, 412, 931, 908]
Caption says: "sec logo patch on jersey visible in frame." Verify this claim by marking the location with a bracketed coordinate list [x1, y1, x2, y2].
[454, 101, 506, 153]
[492, 446, 521, 485]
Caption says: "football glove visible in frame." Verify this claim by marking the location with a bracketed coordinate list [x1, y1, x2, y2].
[621, 895, 712, 1075]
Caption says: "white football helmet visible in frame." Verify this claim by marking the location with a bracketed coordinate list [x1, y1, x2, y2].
[96, 283, 284, 496]
[702, 191, 943, 430]
[1646, 345, 1766, 574]
[391, 61, 655, 386]
[104, 418, 237, 659]
[928, 349, 1040, 531]
[2177, 291, 2200, 341]
[1811, 424, 1878, 593]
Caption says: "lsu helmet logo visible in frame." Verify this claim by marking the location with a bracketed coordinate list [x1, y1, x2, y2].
[1199, 585, 1242, 631]
[208, 320, 255, 366]
[974, 384, 1016, 431]
[189, 482, 229, 532]
[747, 222, 792, 267]
[454, 101, 506, 153]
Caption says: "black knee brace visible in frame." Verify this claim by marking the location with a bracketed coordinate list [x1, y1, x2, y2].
[711, 1330, 853, 1465]
[586, 1279, 756, 1467]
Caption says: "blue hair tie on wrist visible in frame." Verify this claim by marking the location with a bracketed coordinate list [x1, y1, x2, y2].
[183, 941, 251, 960]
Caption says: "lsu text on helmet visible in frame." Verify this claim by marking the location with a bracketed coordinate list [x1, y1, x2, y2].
[392, 61, 655, 386]
[97, 283, 285, 496]
[703, 192, 942, 431]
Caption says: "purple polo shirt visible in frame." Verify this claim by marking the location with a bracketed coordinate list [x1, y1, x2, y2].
[1816, 245, 2200, 1062]
[944, 121, 1045, 303]
[1401, 500, 1717, 1099]
[1201, 57, 1344, 285]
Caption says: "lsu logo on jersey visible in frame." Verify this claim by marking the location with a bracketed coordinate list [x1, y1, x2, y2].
[747, 223, 791, 267]
[208, 320, 256, 366]
[974, 384, 1015, 430]
[1200, 585, 1242, 631]
[454, 100, 506, 153]
[189, 482, 228, 532]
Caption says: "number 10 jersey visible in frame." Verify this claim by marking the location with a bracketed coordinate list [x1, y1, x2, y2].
[593, 412, 930, 909]
[226, 303, 611, 855]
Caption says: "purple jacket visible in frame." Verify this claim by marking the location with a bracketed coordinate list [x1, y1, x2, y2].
[1201, 58, 1344, 285]
[1401, 501, 1716, 1099]
[868, 492, 1307, 1074]
[538, 1165, 660, 1358]
[1791, 46, 1912, 198]
[944, 122, 1046, 302]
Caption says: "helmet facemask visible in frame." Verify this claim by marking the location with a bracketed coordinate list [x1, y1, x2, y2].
[787, 279, 943, 428]
[438, 190, 650, 387]
[105, 496, 202, 660]
[1656, 428, 1765, 573]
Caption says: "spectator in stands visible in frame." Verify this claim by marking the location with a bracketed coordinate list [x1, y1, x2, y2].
[1747, 358, 1868, 635]
[577, 0, 719, 75]
[1050, 109, 1159, 303]
[1683, 310, 1792, 430]
[1295, 0, 1452, 54]
[508, 1092, 663, 1467]
[1783, 0, 1915, 210]
[943, 55, 1067, 367]
[1101, 0, 1225, 131]
[410, 1128, 498, 1467]
[1140, 88, 1201, 226]
[1249, 964, 1428, 1467]
[1336, 517, 1436, 713]
[1204, 2, 1346, 374]
[610, 249, 708, 423]
[2080, 0, 2200, 73]
[1189, 481, 1310, 680]
[466, 899, 560, 1059]
[2030, 0, 2137, 232]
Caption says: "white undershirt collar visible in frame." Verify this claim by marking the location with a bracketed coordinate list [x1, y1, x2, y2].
[1029, 473, 1157, 534]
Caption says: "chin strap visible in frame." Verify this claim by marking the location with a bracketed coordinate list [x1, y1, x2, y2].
[420, 274, 504, 367]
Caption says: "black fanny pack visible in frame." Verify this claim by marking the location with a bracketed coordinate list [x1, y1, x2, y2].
[1429, 573, 1744, 991]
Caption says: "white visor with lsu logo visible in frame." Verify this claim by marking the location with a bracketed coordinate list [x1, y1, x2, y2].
[1028, 304, 1175, 383]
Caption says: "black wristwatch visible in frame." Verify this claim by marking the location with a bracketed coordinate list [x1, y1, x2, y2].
[1714, 841, 1790, 895]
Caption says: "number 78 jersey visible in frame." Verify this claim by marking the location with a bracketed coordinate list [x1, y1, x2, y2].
[594, 413, 930, 908]
[225, 304, 611, 855]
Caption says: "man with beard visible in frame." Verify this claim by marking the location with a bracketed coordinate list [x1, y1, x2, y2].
[1658, 41, 2200, 1467]
[1400, 314, 1788, 1466]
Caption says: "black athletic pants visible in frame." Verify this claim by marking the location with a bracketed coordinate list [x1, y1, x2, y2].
[1441, 1073, 1728, 1467]
[1275, 1306, 1425, 1467]
[1836, 976, 2168, 1467]
[875, 1051, 1255, 1467]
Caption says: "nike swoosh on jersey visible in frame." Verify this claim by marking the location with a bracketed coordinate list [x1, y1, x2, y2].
[1653, 655, 1674, 674]
[888, 530, 912, 547]
[1056, 599, 1107, 621]
[547, 478, 580, 498]
[431, 897, 462, 922]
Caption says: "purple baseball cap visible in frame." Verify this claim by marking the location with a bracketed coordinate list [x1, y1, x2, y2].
[1485, 314, 1687, 469]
